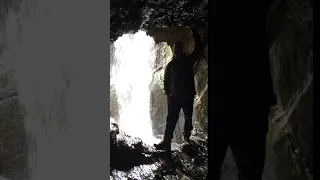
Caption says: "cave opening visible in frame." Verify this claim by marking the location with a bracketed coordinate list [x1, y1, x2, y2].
[109, 29, 209, 178]
[110, 28, 206, 146]
[110, 30, 166, 145]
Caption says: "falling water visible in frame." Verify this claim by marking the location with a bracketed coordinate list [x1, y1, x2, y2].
[4, 0, 110, 180]
[111, 31, 159, 145]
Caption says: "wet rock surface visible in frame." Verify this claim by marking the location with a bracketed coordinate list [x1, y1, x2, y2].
[110, 121, 208, 179]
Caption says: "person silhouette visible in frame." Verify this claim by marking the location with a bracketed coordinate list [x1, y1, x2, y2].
[210, 0, 276, 179]
[154, 27, 204, 151]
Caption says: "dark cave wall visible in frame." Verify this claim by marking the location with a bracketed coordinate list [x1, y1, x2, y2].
[267, 0, 313, 177]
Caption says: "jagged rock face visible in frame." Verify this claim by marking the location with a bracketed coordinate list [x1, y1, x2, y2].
[111, 0, 208, 42]
[267, 0, 313, 178]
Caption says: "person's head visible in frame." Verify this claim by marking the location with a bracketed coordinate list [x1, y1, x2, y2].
[173, 41, 184, 56]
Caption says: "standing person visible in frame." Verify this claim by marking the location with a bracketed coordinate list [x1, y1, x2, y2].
[211, 0, 276, 179]
[154, 27, 204, 151]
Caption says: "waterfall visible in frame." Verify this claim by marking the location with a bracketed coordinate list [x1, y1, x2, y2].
[111, 31, 160, 145]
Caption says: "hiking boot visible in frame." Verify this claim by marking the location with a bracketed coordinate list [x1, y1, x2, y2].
[184, 135, 191, 144]
[154, 140, 171, 151]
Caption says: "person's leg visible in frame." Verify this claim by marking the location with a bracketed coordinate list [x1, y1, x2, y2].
[229, 104, 270, 180]
[155, 95, 181, 150]
[230, 133, 267, 180]
[164, 96, 182, 141]
[211, 111, 231, 179]
[181, 95, 195, 140]
[211, 135, 229, 180]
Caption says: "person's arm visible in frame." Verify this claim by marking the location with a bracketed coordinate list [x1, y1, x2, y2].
[163, 62, 172, 95]
[189, 26, 204, 65]
[266, 0, 276, 106]
[268, 78, 277, 106]
[266, 0, 274, 11]
[267, 58, 277, 106]
[189, 27, 205, 77]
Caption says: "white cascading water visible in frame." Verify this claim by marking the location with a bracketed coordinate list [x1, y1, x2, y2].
[111, 31, 160, 145]
[3, 0, 110, 180]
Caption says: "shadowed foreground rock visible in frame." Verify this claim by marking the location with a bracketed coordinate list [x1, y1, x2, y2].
[110, 121, 208, 179]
